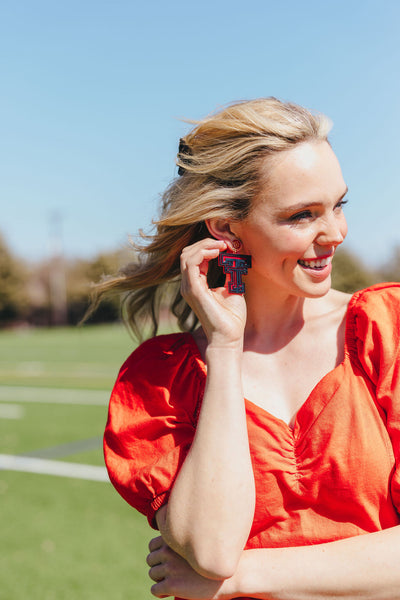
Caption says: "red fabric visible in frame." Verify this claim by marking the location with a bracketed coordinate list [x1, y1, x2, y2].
[104, 283, 400, 598]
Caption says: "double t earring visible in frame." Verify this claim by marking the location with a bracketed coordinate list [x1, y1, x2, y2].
[218, 239, 252, 294]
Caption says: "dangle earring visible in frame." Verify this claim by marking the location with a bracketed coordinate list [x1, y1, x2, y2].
[218, 239, 252, 294]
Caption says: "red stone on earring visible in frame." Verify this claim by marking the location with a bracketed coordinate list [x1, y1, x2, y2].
[218, 251, 252, 294]
[232, 239, 242, 252]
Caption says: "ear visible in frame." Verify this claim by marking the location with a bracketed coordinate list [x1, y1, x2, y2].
[205, 218, 237, 244]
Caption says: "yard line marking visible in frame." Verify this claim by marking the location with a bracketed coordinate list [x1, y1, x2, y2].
[0, 386, 109, 406]
[0, 454, 110, 482]
[22, 436, 103, 460]
[0, 403, 24, 419]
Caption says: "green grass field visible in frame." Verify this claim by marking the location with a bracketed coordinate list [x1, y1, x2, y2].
[0, 324, 165, 600]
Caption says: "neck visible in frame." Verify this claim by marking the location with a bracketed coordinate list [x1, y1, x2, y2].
[243, 282, 307, 351]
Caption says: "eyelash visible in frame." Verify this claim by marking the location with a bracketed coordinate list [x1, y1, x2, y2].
[289, 199, 348, 222]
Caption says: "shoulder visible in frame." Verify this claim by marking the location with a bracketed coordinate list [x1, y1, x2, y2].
[348, 282, 400, 323]
[116, 331, 205, 393]
[105, 333, 203, 524]
[346, 283, 400, 375]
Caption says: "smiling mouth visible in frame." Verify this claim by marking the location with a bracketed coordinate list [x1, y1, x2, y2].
[298, 256, 333, 270]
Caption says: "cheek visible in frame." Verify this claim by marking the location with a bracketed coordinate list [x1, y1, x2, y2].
[278, 228, 314, 254]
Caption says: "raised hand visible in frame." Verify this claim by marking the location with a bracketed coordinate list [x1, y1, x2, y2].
[180, 239, 247, 348]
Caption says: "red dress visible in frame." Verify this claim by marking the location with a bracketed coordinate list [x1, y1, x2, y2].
[104, 283, 400, 599]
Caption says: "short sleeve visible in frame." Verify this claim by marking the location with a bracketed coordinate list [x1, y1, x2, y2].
[350, 283, 400, 509]
[103, 333, 204, 528]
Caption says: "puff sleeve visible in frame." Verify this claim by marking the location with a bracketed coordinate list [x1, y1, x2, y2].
[104, 333, 204, 527]
[351, 283, 400, 510]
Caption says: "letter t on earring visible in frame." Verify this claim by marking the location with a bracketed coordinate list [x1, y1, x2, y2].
[218, 239, 252, 294]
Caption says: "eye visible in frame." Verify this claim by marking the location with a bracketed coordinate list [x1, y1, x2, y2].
[334, 199, 348, 211]
[288, 209, 313, 222]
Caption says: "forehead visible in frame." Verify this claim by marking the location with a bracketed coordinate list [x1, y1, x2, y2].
[254, 141, 346, 212]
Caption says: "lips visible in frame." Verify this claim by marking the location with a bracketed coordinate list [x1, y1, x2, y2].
[298, 256, 333, 269]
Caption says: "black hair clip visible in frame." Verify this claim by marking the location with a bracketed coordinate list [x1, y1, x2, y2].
[177, 138, 192, 176]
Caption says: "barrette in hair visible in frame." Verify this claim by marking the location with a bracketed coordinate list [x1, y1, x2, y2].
[177, 138, 192, 176]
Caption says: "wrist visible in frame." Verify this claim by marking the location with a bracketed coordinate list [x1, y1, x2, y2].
[205, 344, 243, 376]
[206, 339, 243, 356]
[215, 554, 249, 600]
[225, 550, 273, 599]
[213, 575, 238, 600]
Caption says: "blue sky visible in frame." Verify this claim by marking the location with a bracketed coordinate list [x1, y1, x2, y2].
[1, 0, 399, 268]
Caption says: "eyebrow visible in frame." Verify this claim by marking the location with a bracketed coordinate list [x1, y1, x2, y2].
[281, 186, 349, 213]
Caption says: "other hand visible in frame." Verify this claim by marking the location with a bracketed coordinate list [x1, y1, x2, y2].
[147, 536, 229, 599]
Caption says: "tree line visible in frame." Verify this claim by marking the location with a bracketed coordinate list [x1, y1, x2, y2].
[0, 232, 399, 328]
[0, 233, 127, 327]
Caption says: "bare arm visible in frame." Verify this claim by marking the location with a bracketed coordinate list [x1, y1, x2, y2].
[148, 525, 400, 599]
[156, 239, 255, 579]
[230, 524, 400, 599]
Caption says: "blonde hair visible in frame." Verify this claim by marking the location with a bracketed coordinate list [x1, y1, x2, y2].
[89, 98, 332, 339]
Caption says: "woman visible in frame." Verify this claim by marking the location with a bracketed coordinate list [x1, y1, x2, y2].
[100, 98, 400, 599]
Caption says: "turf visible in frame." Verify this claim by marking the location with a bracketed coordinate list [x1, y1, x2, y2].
[0, 401, 107, 455]
[0, 324, 136, 389]
[1, 471, 154, 600]
[0, 323, 175, 600]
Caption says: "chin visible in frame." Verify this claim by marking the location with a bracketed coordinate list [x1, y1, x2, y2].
[304, 280, 332, 298]
[293, 276, 332, 299]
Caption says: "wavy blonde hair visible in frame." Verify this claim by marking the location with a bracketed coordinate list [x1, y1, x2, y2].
[88, 98, 332, 339]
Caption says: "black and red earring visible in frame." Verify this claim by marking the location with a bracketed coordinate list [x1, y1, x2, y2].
[218, 239, 252, 294]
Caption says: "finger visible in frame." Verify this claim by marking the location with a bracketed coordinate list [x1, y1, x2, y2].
[150, 580, 169, 598]
[180, 247, 222, 276]
[148, 563, 166, 582]
[146, 547, 165, 567]
[146, 551, 158, 567]
[180, 239, 227, 266]
[181, 237, 227, 254]
[148, 536, 164, 552]
[180, 247, 225, 299]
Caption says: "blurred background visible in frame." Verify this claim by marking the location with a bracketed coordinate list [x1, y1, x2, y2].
[0, 0, 399, 598]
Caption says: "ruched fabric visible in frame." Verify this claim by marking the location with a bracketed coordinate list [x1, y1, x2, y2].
[104, 283, 400, 598]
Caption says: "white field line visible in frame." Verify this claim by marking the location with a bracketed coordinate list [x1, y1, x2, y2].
[0, 454, 110, 482]
[0, 403, 25, 419]
[0, 386, 109, 406]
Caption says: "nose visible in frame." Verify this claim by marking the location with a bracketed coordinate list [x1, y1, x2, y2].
[317, 213, 347, 247]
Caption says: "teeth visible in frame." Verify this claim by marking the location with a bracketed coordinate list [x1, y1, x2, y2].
[299, 257, 332, 268]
